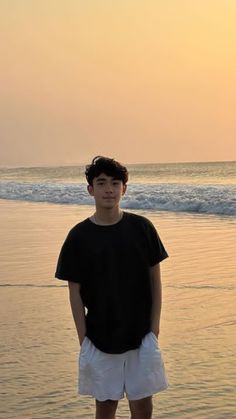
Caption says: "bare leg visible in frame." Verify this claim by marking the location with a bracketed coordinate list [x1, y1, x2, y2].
[95, 399, 119, 419]
[129, 396, 153, 419]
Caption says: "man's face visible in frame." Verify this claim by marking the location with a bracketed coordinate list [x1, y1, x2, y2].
[87, 173, 127, 210]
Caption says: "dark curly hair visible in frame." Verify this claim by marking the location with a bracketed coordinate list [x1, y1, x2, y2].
[85, 156, 128, 185]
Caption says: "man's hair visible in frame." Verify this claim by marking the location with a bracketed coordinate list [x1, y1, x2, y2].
[85, 156, 128, 185]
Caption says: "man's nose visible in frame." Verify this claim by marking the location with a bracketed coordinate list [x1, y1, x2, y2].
[105, 183, 113, 193]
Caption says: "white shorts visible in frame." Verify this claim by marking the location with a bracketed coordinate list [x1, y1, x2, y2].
[78, 332, 168, 401]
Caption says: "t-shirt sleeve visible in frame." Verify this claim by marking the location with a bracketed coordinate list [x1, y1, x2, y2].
[55, 229, 81, 283]
[145, 219, 169, 266]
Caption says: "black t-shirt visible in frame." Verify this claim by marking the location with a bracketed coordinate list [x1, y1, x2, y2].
[55, 211, 168, 353]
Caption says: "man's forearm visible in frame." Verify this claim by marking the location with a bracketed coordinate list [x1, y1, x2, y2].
[150, 264, 162, 337]
[68, 282, 86, 345]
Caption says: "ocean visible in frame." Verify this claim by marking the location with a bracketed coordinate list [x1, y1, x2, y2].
[0, 161, 235, 418]
[0, 161, 235, 216]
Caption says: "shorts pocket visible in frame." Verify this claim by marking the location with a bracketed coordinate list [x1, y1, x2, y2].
[142, 332, 159, 350]
[80, 337, 88, 351]
[79, 337, 96, 368]
[140, 332, 163, 372]
[150, 332, 159, 347]
[79, 337, 90, 364]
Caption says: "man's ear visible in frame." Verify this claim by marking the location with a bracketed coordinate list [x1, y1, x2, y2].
[122, 184, 127, 195]
[87, 185, 94, 196]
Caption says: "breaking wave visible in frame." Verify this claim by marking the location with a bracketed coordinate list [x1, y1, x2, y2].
[0, 181, 235, 216]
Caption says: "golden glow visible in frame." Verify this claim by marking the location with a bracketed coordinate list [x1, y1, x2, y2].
[1, 1, 236, 165]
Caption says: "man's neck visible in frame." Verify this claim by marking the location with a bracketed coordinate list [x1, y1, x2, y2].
[92, 208, 123, 225]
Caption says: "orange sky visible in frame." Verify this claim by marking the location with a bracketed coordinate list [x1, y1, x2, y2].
[1, 0, 236, 166]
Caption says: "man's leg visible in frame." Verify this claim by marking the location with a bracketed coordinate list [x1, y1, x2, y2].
[95, 399, 119, 419]
[128, 396, 153, 419]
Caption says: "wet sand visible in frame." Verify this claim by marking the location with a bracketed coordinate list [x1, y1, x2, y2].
[0, 199, 236, 418]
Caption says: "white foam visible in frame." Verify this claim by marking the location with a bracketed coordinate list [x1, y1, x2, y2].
[0, 181, 235, 216]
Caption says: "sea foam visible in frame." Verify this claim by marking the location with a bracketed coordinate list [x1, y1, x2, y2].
[0, 181, 235, 216]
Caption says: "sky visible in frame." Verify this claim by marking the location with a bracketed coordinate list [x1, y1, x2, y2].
[1, 0, 236, 166]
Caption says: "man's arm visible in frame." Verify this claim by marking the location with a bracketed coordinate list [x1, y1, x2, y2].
[150, 263, 162, 338]
[68, 281, 86, 345]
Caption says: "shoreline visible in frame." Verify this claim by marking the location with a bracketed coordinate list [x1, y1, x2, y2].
[1, 198, 236, 418]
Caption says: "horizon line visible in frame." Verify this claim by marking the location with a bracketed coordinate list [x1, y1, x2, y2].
[0, 159, 235, 170]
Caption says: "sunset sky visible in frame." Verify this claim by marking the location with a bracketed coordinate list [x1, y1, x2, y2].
[1, 0, 236, 166]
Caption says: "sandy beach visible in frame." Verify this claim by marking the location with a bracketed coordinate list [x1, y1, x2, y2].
[0, 199, 236, 418]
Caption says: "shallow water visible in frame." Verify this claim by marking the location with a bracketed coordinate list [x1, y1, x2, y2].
[0, 200, 236, 418]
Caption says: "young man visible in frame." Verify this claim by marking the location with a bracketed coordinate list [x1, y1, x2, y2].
[55, 156, 168, 419]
